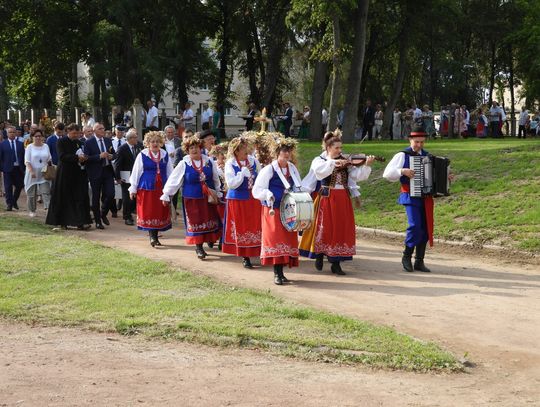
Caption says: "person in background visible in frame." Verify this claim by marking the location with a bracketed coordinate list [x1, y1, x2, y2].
[476, 108, 488, 138]
[84, 122, 116, 229]
[114, 129, 143, 226]
[518, 106, 530, 138]
[201, 103, 214, 131]
[146, 100, 159, 131]
[373, 104, 384, 140]
[45, 123, 92, 229]
[46, 122, 65, 166]
[0, 126, 25, 211]
[24, 129, 52, 217]
[422, 105, 435, 138]
[392, 107, 403, 140]
[181, 102, 195, 132]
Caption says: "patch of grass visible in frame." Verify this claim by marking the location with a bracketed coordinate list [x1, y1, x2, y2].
[0, 216, 461, 372]
[298, 138, 540, 252]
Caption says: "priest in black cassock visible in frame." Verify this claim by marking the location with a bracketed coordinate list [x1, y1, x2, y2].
[46, 123, 92, 229]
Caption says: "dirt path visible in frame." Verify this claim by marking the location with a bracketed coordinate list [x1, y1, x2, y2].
[2, 209, 540, 406]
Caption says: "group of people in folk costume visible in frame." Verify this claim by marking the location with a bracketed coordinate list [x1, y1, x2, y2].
[128, 121, 437, 286]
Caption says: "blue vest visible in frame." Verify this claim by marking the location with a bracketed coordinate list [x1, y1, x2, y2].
[398, 147, 428, 206]
[137, 153, 170, 191]
[226, 160, 258, 200]
[182, 159, 216, 198]
[267, 168, 292, 209]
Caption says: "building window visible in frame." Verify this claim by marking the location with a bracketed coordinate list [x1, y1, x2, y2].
[224, 108, 232, 116]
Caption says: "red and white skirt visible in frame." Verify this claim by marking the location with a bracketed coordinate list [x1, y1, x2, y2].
[222, 197, 262, 257]
[299, 189, 355, 262]
[260, 207, 299, 268]
[182, 197, 222, 245]
[136, 175, 171, 231]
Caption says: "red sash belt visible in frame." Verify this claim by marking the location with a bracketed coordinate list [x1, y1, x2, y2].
[400, 184, 434, 247]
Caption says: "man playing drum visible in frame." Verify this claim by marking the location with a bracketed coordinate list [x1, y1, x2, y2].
[299, 131, 374, 275]
[252, 138, 302, 285]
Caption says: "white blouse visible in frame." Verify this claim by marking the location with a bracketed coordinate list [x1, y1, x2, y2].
[128, 148, 174, 194]
[24, 143, 52, 191]
[252, 160, 302, 203]
[309, 154, 372, 189]
[160, 154, 222, 202]
[224, 155, 259, 190]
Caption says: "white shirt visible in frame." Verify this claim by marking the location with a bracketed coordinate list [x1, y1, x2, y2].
[202, 108, 213, 124]
[464, 109, 470, 125]
[128, 148, 173, 194]
[519, 110, 530, 126]
[158, 155, 221, 201]
[146, 105, 159, 127]
[383, 150, 424, 182]
[24, 143, 52, 191]
[182, 109, 194, 125]
[112, 137, 125, 152]
[489, 106, 502, 122]
[413, 108, 422, 120]
[321, 109, 328, 125]
[252, 160, 302, 204]
[224, 156, 259, 190]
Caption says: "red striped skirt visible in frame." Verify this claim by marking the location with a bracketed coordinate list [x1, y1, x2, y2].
[222, 197, 262, 257]
[260, 207, 299, 268]
[183, 197, 222, 245]
[136, 175, 171, 231]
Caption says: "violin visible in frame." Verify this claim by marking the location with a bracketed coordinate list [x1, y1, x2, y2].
[340, 153, 386, 166]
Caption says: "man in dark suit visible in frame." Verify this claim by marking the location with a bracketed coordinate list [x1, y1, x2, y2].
[46, 122, 65, 165]
[362, 100, 375, 141]
[114, 129, 142, 225]
[0, 126, 25, 211]
[280, 102, 293, 137]
[83, 122, 116, 229]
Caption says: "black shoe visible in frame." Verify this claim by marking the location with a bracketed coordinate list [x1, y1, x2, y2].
[77, 224, 91, 231]
[125, 219, 134, 226]
[154, 238, 162, 246]
[414, 260, 431, 272]
[95, 222, 105, 230]
[12, 203, 19, 210]
[331, 263, 346, 275]
[242, 257, 253, 269]
[217, 241, 222, 251]
[196, 245, 206, 259]
[274, 273, 283, 285]
[280, 273, 290, 283]
[111, 212, 118, 218]
[101, 215, 110, 226]
[402, 245, 414, 272]
[207, 242, 214, 249]
[6, 206, 12, 211]
[315, 254, 324, 271]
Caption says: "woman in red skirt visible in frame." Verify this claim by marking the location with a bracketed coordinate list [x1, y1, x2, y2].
[160, 135, 222, 259]
[252, 138, 302, 285]
[128, 131, 173, 247]
[299, 131, 374, 275]
[222, 136, 261, 269]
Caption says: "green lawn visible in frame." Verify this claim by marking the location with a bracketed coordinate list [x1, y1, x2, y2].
[298, 138, 540, 251]
[0, 216, 460, 372]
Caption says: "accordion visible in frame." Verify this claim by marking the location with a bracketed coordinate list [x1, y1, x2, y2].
[409, 155, 450, 198]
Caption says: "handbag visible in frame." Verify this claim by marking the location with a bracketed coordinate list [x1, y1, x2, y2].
[41, 163, 57, 181]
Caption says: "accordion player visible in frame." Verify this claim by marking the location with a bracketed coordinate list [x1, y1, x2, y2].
[408, 154, 450, 198]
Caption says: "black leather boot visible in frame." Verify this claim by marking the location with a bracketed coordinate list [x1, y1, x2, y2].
[149, 230, 158, 247]
[279, 266, 290, 283]
[402, 245, 414, 272]
[414, 242, 431, 272]
[273, 265, 283, 285]
[242, 257, 253, 269]
[315, 254, 324, 271]
[196, 244, 206, 259]
[331, 262, 346, 275]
